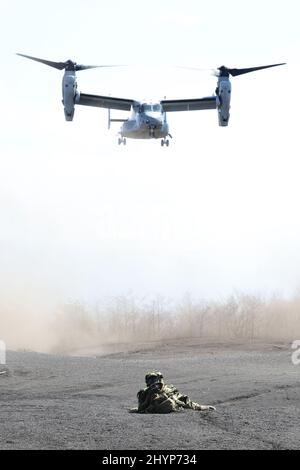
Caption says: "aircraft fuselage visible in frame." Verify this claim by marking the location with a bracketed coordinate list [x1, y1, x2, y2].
[120, 103, 169, 139]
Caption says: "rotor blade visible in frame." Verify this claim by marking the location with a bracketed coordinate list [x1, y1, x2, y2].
[17, 53, 125, 71]
[16, 53, 67, 70]
[75, 64, 125, 71]
[228, 63, 286, 77]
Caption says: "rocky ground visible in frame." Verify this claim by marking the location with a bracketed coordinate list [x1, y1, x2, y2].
[0, 338, 299, 450]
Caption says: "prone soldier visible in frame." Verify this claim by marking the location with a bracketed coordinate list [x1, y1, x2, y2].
[130, 371, 216, 414]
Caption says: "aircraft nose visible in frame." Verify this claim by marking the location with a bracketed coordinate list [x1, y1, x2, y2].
[145, 116, 160, 126]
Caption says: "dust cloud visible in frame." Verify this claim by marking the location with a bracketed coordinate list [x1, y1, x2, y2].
[1, 289, 300, 354]
[0, 279, 57, 352]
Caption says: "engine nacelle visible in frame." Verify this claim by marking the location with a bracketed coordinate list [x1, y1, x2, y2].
[62, 71, 78, 121]
[216, 77, 231, 126]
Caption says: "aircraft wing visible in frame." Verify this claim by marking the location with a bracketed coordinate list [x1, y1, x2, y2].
[77, 93, 134, 111]
[161, 96, 217, 112]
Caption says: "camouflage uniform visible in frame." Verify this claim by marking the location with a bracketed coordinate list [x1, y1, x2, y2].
[131, 371, 216, 414]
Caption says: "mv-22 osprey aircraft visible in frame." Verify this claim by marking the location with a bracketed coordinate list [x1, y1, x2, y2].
[17, 53, 285, 146]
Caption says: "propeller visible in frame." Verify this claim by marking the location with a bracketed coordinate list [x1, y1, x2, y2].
[16, 53, 122, 71]
[176, 63, 286, 78]
[216, 63, 286, 78]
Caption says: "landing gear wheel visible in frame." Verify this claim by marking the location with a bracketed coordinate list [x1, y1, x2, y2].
[161, 138, 169, 147]
[166, 139, 169, 147]
[161, 139, 164, 147]
[118, 137, 126, 145]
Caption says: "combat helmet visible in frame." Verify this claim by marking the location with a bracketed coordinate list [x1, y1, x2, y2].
[145, 370, 164, 387]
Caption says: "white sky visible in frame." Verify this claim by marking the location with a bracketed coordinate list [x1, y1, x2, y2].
[0, 0, 299, 308]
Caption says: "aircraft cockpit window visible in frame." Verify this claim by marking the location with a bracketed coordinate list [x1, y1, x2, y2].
[141, 104, 161, 112]
[139, 103, 161, 113]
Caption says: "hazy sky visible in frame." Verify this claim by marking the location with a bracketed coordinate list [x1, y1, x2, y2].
[0, 0, 299, 308]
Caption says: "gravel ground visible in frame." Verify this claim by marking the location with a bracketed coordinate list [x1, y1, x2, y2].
[0, 338, 299, 450]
